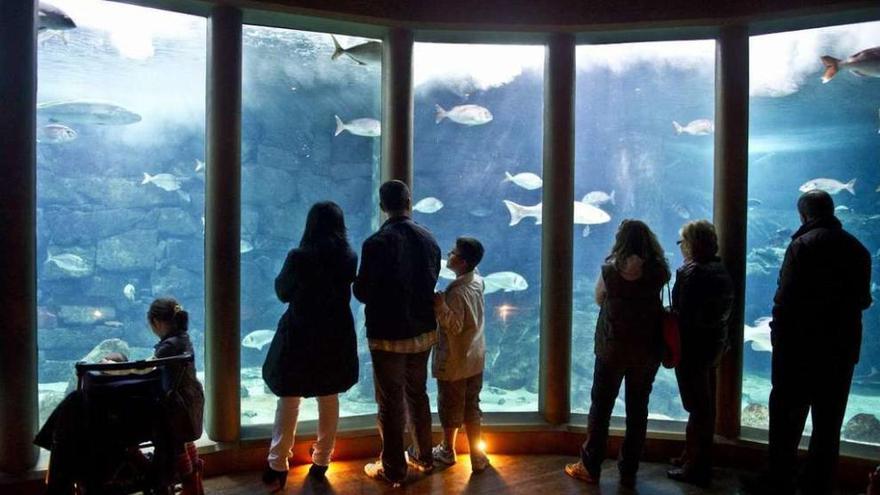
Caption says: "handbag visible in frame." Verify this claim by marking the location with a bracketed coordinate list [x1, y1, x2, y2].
[661, 282, 681, 369]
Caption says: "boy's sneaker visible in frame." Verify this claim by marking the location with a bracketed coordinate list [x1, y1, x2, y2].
[404, 445, 434, 473]
[471, 451, 491, 474]
[432, 443, 456, 465]
[565, 461, 599, 484]
[364, 460, 401, 488]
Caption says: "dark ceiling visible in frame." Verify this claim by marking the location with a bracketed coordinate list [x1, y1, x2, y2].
[243, 0, 876, 28]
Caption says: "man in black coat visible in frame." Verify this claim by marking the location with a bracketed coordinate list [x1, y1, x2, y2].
[354, 180, 441, 486]
[766, 190, 872, 494]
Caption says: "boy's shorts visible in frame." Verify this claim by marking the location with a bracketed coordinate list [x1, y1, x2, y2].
[437, 373, 483, 429]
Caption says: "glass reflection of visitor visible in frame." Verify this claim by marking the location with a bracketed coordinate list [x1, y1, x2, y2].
[261, 202, 359, 488]
[567, 220, 670, 487]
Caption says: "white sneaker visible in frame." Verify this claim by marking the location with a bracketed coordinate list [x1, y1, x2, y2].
[432, 443, 456, 465]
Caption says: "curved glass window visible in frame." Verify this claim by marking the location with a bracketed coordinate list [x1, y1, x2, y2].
[745, 21, 880, 446]
[413, 42, 545, 412]
[36, 1, 206, 430]
[572, 40, 716, 421]
[240, 27, 380, 424]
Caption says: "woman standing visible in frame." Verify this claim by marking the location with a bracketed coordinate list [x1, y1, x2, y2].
[667, 220, 733, 486]
[262, 202, 359, 487]
[566, 219, 670, 488]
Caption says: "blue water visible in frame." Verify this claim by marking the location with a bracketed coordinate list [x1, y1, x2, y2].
[33, 0, 880, 443]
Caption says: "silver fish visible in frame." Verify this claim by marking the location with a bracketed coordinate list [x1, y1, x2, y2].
[573, 201, 611, 225]
[673, 119, 714, 136]
[334, 115, 380, 137]
[38, 2, 76, 31]
[483, 271, 528, 294]
[330, 34, 382, 66]
[503, 171, 542, 190]
[435, 104, 493, 126]
[38, 100, 141, 126]
[503, 200, 543, 226]
[821, 47, 880, 83]
[413, 197, 443, 214]
[240, 239, 254, 254]
[194, 159, 205, 173]
[242, 329, 275, 351]
[38, 124, 77, 144]
[744, 317, 772, 352]
[799, 178, 856, 195]
[123, 283, 136, 302]
[46, 252, 89, 274]
[142, 173, 184, 192]
[582, 190, 616, 207]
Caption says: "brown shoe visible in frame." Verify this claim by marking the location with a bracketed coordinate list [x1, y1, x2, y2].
[565, 461, 599, 484]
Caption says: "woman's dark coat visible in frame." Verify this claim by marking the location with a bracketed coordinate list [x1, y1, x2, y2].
[672, 258, 734, 368]
[263, 244, 359, 398]
[595, 261, 670, 367]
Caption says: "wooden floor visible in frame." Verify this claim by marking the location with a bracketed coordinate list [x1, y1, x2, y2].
[204, 455, 757, 494]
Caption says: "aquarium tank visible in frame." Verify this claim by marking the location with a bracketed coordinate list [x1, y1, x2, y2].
[413, 42, 545, 412]
[32, 0, 880, 448]
[36, 0, 207, 430]
[239, 26, 380, 424]
[744, 21, 880, 446]
[571, 40, 716, 421]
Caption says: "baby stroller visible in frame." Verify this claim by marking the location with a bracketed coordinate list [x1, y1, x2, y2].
[45, 354, 200, 494]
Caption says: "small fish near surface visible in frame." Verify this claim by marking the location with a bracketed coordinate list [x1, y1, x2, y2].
[435, 104, 493, 126]
[37, 100, 142, 126]
[38, 124, 77, 144]
[673, 119, 714, 136]
[330, 34, 382, 66]
[483, 271, 528, 294]
[334, 115, 380, 137]
[744, 317, 773, 352]
[242, 329, 275, 351]
[820, 46, 880, 83]
[123, 283, 136, 302]
[46, 252, 90, 274]
[413, 197, 443, 214]
[503, 171, 543, 190]
[583, 190, 616, 207]
[799, 177, 856, 195]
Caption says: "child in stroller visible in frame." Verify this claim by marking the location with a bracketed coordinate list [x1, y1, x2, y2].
[35, 298, 205, 494]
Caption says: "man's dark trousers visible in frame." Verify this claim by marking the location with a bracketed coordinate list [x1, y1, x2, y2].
[371, 349, 433, 482]
[768, 343, 855, 495]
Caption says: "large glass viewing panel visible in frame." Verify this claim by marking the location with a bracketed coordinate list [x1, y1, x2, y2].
[36, 1, 207, 429]
[413, 43, 545, 412]
[571, 41, 716, 420]
[240, 27, 380, 425]
[744, 22, 880, 446]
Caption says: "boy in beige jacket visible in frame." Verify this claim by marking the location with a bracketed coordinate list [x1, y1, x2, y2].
[431, 237, 489, 473]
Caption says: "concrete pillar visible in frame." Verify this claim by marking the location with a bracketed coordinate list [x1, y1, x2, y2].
[713, 25, 749, 439]
[380, 28, 414, 187]
[539, 33, 576, 425]
[205, 5, 242, 443]
[0, 0, 39, 473]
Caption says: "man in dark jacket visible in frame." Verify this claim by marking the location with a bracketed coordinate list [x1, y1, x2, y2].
[766, 190, 872, 494]
[355, 180, 441, 486]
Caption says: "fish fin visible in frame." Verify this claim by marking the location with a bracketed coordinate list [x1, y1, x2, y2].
[672, 121, 683, 134]
[141, 173, 152, 185]
[610, 190, 616, 205]
[503, 171, 513, 183]
[435, 104, 446, 124]
[350, 55, 367, 66]
[820, 55, 839, 83]
[846, 178, 856, 195]
[503, 199, 523, 226]
[330, 34, 344, 60]
[334, 115, 346, 136]
[583, 225, 591, 237]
